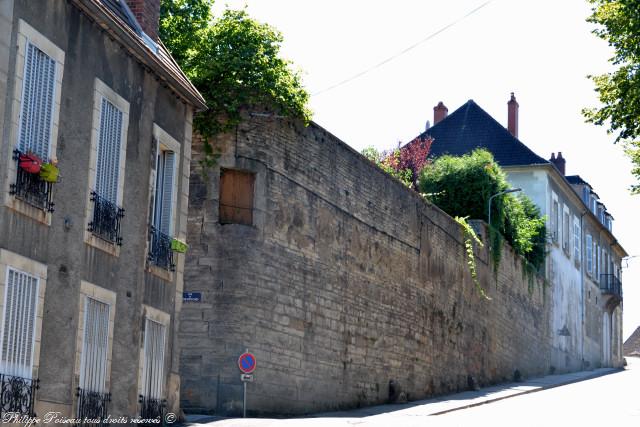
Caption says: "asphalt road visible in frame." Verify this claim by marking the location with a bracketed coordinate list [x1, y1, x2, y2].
[191, 357, 640, 427]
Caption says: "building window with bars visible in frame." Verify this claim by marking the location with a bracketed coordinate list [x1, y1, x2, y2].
[139, 318, 166, 421]
[149, 148, 176, 270]
[219, 169, 255, 226]
[0, 268, 40, 416]
[11, 41, 58, 212]
[76, 297, 111, 425]
[88, 97, 126, 245]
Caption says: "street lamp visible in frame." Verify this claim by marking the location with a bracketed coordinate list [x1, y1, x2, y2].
[488, 188, 522, 231]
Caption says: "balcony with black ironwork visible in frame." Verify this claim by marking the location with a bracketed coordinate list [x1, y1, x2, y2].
[76, 388, 110, 426]
[600, 274, 622, 298]
[88, 191, 125, 245]
[0, 373, 39, 417]
[148, 226, 175, 271]
[9, 149, 54, 212]
[139, 395, 166, 425]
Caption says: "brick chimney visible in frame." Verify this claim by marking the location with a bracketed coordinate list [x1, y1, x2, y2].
[507, 92, 519, 138]
[126, 0, 160, 41]
[549, 152, 566, 175]
[434, 102, 448, 125]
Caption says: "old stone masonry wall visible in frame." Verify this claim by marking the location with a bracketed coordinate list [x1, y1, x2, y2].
[180, 113, 552, 416]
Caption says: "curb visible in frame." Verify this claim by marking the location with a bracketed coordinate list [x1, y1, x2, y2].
[429, 367, 623, 416]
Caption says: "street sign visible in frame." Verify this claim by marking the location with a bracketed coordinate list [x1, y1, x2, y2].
[238, 351, 257, 374]
[183, 292, 202, 302]
[240, 374, 254, 382]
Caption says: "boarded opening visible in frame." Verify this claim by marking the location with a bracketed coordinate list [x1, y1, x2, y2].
[219, 169, 255, 225]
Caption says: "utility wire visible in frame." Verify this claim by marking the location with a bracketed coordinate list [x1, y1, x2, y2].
[312, 0, 494, 97]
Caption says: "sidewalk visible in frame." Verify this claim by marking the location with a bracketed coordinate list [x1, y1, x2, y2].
[183, 365, 621, 425]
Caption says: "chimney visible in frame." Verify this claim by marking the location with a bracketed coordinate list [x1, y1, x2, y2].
[126, 0, 160, 41]
[549, 152, 566, 175]
[507, 92, 519, 138]
[434, 102, 448, 125]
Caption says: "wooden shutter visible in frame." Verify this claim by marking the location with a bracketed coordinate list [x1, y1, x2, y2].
[141, 319, 166, 399]
[79, 297, 110, 393]
[18, 42, 56, 161]
[95, 98, 123, 203]
[219, 169, 255, 225]
[1, 268, 39, 379]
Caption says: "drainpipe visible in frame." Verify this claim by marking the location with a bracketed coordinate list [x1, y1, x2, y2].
[579, 211, 587, 369]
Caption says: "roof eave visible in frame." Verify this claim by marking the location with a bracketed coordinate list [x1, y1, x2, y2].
[71, 0, 207, 111]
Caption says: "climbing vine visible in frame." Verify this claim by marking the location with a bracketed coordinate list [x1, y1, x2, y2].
[454, 216, 490, 300]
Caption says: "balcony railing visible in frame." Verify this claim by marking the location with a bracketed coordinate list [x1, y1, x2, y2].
[600, 274, 622, 298]
[76, 388, 110, 426]
[139, 395, 166, 425]
[9, 149, 54, 212]
[88, 191, 125, 245]
[0, 373, 39, 417]
[148, 226, 175, 271]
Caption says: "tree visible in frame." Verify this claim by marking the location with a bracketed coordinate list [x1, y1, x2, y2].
[159, 0, 213, 71]
[584, 0, 640, 193]
[418, 149, 547, 270]
[159, 4, 311, 142]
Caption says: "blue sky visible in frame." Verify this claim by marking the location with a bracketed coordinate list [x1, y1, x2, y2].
[213, 0, 640, 340]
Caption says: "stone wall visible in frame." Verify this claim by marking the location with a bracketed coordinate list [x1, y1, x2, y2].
[180, 112, 552, 415]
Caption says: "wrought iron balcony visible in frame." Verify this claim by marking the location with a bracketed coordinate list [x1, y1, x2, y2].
[148, 226, 175, 271]
[600, 274, 622, 298]
[138, 395, 166, 424]
[0, 373, 39, 417]
[76, 388, 110, 426]
[9, 149, 54, 212]
[88, 191, 125, 245]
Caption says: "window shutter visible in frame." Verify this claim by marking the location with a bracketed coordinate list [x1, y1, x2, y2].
[219, 169, 255, 225]
[159, 152, 175, 236]
[1, 269, 39, 379]
[95, 98, 123, 203]
[142, 319, 166, 399]
[18, 42, 56, 161]
[79, 297, 110, 393]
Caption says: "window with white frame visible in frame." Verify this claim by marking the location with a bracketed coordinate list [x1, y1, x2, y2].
[551, 199, 559, 243]
[0, 268, 39, 379]
[573, 218, 580, 263]
[152, 149, 176, 237]
[141, 318, 166, 402]
[95, 98, 124, 205]
[17, 42, 57, 161]
[79, 297, 110, 394]
[586, 234, 593, 275]
[562, 210, 570, 254]
[86, 80, 129, 248]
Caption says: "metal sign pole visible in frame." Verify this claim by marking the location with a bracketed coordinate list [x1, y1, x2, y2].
[243, 381, 247, 418]
[243, 348, 248, 418]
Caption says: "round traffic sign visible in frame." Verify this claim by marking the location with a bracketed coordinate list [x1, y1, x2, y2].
[238, 352, 257, 374]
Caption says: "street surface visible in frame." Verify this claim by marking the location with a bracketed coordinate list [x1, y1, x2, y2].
[188, 357, 640, 427]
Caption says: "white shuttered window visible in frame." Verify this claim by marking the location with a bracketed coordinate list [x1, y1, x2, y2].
[95, 98, 123, 203]
[141, 319, 166, 399]
[79, 297, 110, 393]
[18, 42, 56, 160]
[0, 268, 39, 379]
[153, 151, 176, 236]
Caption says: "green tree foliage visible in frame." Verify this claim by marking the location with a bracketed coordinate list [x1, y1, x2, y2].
[159, 3, 311, 144]
[418, 149, 547, 270]
[584, 0, 640, 193]
[159, 0, 213, 70]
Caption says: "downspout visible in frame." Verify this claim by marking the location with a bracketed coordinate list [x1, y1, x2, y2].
[579, 211, 587, 369]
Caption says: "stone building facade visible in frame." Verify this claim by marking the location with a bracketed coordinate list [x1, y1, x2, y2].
[179, 112, 552, 415]
[0, 0, 204, 420]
